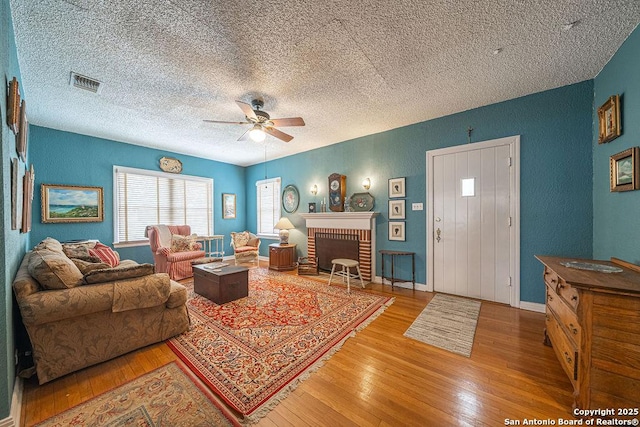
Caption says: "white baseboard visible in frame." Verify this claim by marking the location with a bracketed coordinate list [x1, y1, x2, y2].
[0, 377, 22, 427]
[519, 301, 546, 313]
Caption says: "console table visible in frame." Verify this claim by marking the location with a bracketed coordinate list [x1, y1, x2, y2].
[536, 255, 640, 413]
[379, 250, 415, 290]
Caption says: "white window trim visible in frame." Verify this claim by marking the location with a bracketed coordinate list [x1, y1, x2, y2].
[113, 165, 213, 247]
[256, 177, 281, 239]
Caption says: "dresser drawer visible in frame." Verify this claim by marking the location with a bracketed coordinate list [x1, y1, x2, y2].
[546, 310, 579, 384]
[556, 278, 579, 310]
[546, 285, 581, 346]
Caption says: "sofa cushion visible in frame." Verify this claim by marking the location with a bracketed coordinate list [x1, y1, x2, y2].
[28, 249, 83, 290]
[170, 234, 198, 252]
[167, 281, 188, 308]
[71, 258, 112, 274]
[89, 242, 120, 267]
[83, 263, 155, 285]
[112, 273, 170, 312]
[34, 237, 64, 253]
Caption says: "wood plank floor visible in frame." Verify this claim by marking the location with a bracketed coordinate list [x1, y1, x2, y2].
[20, 260, 574, 426]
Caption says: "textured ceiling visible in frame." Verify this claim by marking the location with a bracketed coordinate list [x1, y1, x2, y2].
[10, 0, 640, 166]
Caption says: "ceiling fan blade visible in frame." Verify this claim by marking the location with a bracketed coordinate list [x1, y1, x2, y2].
[203, 119, 250, 125]
[237, 127, 252, 142]
[264, 126, 294, 142]
[236, 100, 257, 120]
[270, 117, 305, 127]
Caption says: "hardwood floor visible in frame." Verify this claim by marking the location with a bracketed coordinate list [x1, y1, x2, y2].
[20, 260, 574, 426]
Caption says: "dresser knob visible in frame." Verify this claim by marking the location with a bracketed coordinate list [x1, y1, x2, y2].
[569, 323, 578, 335]
[547, 294, 553, 301]
[564, 352, 572, 364]
[571, 295, 578, 301]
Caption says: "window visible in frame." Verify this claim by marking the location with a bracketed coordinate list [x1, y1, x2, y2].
[256, 177, 281, 237]
[113, 166, 213, 246]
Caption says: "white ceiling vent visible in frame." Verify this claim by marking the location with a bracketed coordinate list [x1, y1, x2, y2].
[69, 72, 102, 94]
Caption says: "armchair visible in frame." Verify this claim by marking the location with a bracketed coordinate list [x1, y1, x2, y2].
[147, 225, 205, 280]
[230, 231, 261, 265]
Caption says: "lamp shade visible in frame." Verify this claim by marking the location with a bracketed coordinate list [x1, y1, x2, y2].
[274, 217, 295, 244]
[274, 217, 295, 230]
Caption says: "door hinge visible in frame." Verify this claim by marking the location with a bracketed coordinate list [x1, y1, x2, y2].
[507, 157, 512, 167]
[508, 216, 512, 226]
[507, 276, 512, 287]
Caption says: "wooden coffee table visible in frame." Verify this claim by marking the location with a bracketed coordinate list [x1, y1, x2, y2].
[193, 264, 249, 304]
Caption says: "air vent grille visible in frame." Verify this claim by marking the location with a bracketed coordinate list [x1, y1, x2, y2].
[70, 72, 102, 94]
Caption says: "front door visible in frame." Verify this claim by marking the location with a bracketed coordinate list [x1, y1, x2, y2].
[427, 136, 519, 305]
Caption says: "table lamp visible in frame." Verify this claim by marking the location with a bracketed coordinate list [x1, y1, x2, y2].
[274, 217, 295, 244]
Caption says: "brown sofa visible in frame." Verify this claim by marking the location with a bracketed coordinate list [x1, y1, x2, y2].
[12, 238, 190, 384]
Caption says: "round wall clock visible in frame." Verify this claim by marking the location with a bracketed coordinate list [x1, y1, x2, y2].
[282, 185, 300, 213]
[159, 157, 182, 173]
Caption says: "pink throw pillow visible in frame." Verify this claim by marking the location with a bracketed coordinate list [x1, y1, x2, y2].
[89, 242, 120, 267]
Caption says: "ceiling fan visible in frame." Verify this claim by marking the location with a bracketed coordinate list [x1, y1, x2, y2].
[204, 99, 305, 142]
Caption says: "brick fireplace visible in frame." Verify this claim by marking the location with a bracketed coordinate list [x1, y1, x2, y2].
[299, 212, 379, 281]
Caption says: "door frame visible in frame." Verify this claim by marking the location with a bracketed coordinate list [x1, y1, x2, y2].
[426, 136, 521, 307]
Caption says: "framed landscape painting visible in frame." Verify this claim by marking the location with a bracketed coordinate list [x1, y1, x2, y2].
[222, 193, 236, 219]
[41, 184, 104, 223]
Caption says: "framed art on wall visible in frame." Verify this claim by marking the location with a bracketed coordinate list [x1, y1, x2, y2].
[6, 77, 20, 134]
[388, 177, 405, 198]
[41, 184, 104, 223]
[598, 95, 621, 144]
[610, 147, 639, 192]
[389, 199, 405, 219]
[11, 158, 18, 230]
[22, 166, 35, 232]
[222, 193, 236, 219]
[282, 185, 300, 213]
[17, 99, 28, 162]
[389, 221, 405, 241]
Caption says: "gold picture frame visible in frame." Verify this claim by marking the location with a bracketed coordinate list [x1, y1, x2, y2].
[41, 184, 104, 223]
[222, 193, 236, 219]
[6, 77, 20, 134]
[610, 147, 639, 192]
[598, 95, 621, 144]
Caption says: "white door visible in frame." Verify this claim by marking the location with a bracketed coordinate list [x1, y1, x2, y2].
[427, 136, 520, 306]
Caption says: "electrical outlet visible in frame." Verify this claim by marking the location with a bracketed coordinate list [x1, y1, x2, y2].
[412, 203, 424, 211]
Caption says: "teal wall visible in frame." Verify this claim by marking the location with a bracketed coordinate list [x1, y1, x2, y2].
[29, 126, 247, 262]
[247, 81, 595, 304]
[593, 26, 640, 263]
[1, 0, 28, 418]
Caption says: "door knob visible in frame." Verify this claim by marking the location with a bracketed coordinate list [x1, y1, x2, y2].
[436, 228, 441, 243]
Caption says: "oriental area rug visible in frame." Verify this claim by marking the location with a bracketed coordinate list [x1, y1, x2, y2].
[404, 293, 481, 357]
[34, 361, 240, 426]
[168, 268, 393, 422]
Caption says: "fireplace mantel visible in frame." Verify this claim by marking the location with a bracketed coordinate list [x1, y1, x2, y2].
[299, 212, 379, 230]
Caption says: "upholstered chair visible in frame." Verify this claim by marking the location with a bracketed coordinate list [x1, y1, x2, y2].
[230, 231, 261, 265]
[147, 225, 205, 280]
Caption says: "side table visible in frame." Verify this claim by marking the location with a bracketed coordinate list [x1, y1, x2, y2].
[269, 243, 297, 271]
[379, 250, 415, 290]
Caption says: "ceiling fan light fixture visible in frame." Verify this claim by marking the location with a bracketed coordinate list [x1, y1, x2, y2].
[249, 124, 266, 142]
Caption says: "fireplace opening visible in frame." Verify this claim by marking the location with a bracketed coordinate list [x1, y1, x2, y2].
[315, 232, 360, 273]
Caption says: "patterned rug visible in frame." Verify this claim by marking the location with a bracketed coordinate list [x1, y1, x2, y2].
[34, 361, 240, 426]
[404, 293, 481, 357]
[168, 268, 392, 422]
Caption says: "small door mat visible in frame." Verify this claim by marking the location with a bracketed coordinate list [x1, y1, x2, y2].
[404, 293, 481, 357]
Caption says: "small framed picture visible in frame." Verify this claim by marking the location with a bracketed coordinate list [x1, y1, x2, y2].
[610, 147, 639, 192]
[388, 200, 405, 219]
[598, 95, 621, 144]
[17, 100, 28, 163]
[389, 221, 405, 241]
[6, 77, 20, 134]
[389, 177, 405, 198]
[308, 202, 316, 213]
[222, 193, 236, 219]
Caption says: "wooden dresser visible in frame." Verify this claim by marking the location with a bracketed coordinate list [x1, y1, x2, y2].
[536, 256, 640, 412]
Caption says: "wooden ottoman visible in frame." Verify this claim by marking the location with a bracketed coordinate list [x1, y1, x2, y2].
[193, 264, 249, 304]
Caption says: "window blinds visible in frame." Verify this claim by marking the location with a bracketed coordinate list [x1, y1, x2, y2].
[256, 177, 281, 236]
[114, 166, 213, 244]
